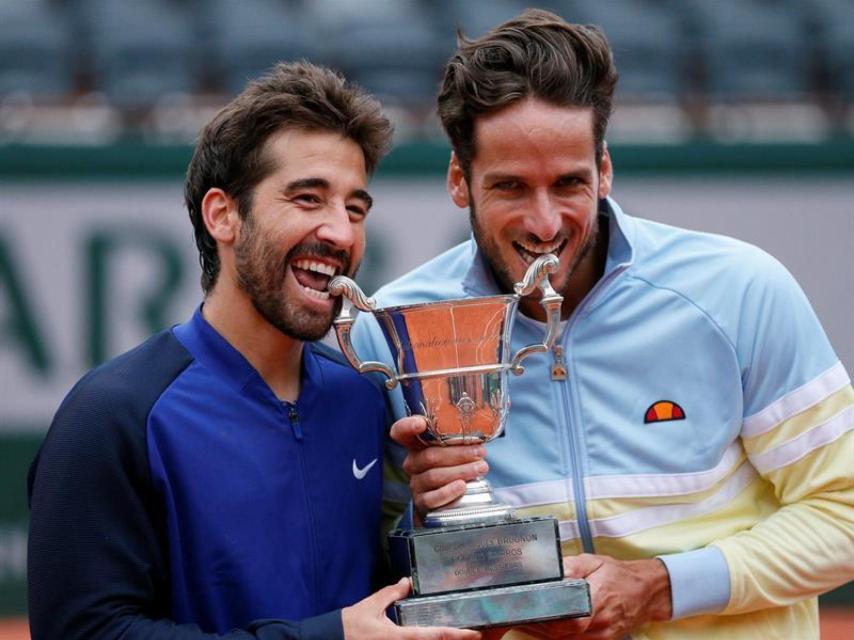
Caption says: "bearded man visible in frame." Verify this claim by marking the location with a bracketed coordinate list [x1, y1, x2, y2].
[352, 10, 854, 640]
[27, 61, 480, 640]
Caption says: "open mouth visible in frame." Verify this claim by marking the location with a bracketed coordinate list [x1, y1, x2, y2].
[512, 239, 567, 265]
[290, 259, 339, 301]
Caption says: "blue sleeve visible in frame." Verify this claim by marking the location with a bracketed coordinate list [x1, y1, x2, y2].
[735, 249, 840, 421]
[27, 334, 345, 640]
[658, 548, 731, 619]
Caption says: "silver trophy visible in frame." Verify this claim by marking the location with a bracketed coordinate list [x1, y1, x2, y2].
[329, 255, 590, 630]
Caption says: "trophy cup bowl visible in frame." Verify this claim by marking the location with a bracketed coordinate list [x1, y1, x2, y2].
[328, 254, 591, 629]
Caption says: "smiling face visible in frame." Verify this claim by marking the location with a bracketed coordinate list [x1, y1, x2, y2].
[448, 98, 612, 319]
[231, 128, 371, 341]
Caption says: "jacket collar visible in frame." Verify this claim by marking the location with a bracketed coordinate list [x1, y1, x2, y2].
[173, 306, 322, 408]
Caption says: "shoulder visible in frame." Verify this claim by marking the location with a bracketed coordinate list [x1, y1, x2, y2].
[61, 329, 193, 420]
[633, 217, 779, 274]
[45, 330, 193, 455]
[371, 240, 473, 306]
[30, 328, 195, 500]
[620, 216, 834, 376]
[628, 217, 796, 306]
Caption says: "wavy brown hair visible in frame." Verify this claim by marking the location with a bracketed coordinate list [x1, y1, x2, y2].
[438, 9, 617, 178]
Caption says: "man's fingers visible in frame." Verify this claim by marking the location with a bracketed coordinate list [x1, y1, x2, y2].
[368, 577, 411, 611]
[414, 479, 469, 514]
[404, 444, 486, 476]
[409, 457, 488, 493]
[390, 416, 430, 450]
[562, 553, 604, 579]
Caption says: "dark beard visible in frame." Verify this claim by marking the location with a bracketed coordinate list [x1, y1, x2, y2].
[234, 213, 349, 341]
[468, 201, 600, 300]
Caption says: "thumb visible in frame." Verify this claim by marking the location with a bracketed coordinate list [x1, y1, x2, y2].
[369, 577, 411, 610]
[563, 553, 603, 579]
[390, 416, 429, 450]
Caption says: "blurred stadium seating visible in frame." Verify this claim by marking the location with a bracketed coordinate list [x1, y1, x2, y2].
[0, 0, 852, 144]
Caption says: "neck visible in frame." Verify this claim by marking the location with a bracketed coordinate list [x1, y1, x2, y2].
[560, 220, 609, 319]
[202, 285, 304, 402]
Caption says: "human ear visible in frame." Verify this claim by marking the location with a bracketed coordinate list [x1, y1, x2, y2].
[447, 152, 471, 209]
[201, 188, 239, 245]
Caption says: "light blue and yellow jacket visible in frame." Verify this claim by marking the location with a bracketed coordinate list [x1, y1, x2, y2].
[351, 198, 853, 639]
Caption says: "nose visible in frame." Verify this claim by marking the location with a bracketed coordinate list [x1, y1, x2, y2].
[522, 190, 561, 242]
[316, 203, 358, 249]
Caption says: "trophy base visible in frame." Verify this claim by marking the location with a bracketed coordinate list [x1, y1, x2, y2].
[393, 578, 591, 629]
[389, 516, 564, 595]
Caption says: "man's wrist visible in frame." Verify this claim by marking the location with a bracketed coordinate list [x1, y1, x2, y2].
[636, 557, 672, 622]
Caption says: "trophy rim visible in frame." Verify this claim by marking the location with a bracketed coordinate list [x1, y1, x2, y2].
[370, 292, 520, 316]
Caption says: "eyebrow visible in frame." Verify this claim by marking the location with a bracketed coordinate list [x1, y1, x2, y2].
[483, 168, 594, 184]
[557, 168, 594, 181]
[283, 178, 373, 210]
[284, 177, 329, 193]
[482, 172, 521, 184]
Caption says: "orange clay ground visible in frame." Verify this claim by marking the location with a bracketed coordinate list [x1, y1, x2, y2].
[2, 610, 853, 639]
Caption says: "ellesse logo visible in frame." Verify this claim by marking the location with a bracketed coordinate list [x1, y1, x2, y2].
[644, 400, 686, 424]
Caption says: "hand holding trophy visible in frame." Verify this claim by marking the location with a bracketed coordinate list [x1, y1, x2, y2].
[328, 255, 591, 630]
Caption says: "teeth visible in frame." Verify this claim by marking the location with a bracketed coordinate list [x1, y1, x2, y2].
[513, 238, 567, 266]
[516, 239, 563, 255]
[300, 285, 330, 300]
[292, 259, 337, 276]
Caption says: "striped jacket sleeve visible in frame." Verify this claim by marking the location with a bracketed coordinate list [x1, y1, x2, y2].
[710, 255, 854, 614]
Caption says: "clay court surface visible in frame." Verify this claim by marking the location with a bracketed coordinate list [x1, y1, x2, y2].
[2, 610, 853, 639]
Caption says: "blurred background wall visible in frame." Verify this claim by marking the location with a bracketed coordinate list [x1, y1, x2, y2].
[0, 0, 851, 634]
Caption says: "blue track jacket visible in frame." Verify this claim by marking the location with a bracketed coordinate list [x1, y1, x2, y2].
[28, 307, 387, 639]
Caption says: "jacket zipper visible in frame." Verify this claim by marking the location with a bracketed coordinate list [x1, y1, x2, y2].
[287, 404, 320, 608]
[557, 263, 630, 554]
[556, 331, 594, 553]
[288, 405, 304, 440]
[551, 344, 568, 381]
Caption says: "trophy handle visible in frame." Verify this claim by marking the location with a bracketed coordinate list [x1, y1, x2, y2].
[509, 254, 563, 375]
[328, 276, 399, 389]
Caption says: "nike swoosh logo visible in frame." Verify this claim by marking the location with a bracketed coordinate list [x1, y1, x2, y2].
[352, 458, 378, 480]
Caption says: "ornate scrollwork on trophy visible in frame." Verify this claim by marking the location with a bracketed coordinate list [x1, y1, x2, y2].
[513, 253, 559, 296]
[455, 392, 476, 429]
[419, 401, 439, 440]
[328, 276, 377, 312]
[510, 255, 564, 376]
